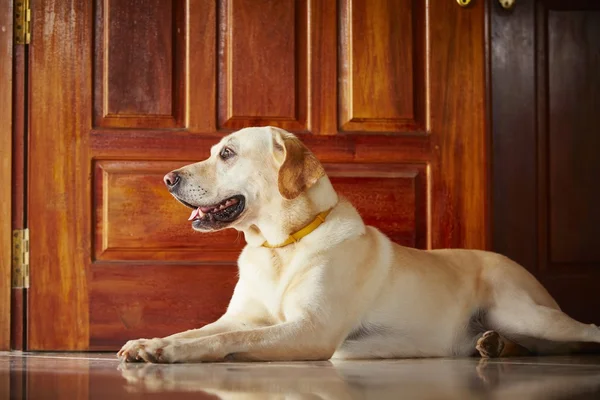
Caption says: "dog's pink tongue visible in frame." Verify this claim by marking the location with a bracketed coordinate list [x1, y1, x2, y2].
[188, 208, 204, 221]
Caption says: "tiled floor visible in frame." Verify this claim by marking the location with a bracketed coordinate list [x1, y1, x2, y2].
[2, 352, 600, 399]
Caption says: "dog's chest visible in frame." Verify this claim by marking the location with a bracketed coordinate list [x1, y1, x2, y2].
[240, 248, 305, 322]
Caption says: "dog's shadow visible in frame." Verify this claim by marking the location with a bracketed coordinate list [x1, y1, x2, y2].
[119, 358, 600, 400]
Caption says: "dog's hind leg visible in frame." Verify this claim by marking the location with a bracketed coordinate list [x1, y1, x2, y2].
[487, 298, 600, 354]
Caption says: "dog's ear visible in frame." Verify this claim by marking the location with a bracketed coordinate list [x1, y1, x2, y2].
[271, 128, 325, 200]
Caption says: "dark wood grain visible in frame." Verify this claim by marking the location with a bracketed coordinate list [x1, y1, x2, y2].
[547, 11, 600, 264]
[491, 0, 538, 274]
[11, 48, 25, 231]
[94, 0, 186, 128]
[491, 1, 600, 323]
[0, 0, 13, 351]
[11, 42, 27, 353]
[218, 0, 308, 131]
[29, 0, 92, 350]
[10, 290, 23, 350]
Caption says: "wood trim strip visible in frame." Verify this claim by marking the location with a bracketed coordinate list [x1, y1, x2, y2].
[28, 0, 92, 350]
[10, 44, 26, 351]
[90, 130, 432, 164]
[429, 0, 488, 250]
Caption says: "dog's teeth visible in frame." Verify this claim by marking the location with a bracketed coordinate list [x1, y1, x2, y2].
[188, 208, 204, 221]
[188, 208, 199, 221]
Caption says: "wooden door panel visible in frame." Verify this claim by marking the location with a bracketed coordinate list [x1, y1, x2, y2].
[327, 164, 427, 249]
[94, 161, 426, 263]
[90, 263, 238, 349]
[90, 163, 427, 349]
[94, 0, 186, 128]
[93, 160, 244, 262]
[547, 10, 600, 264]
[219, 0, 308, 131]
[339, 0, 425, 132]
[492, 0, 600, 323]
[30, 0, 486, 350]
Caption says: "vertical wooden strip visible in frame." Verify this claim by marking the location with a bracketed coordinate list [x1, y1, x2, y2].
[490, 0, 537, 268]
[429, 0, 488, 250]
[29, 0, 92, 349]
[309, 0, 337, 135]
[9, 26, 25, 350]
[0, 0, 13, 351]
[11, 44, 26, 351]
[187, 0, 216, 132]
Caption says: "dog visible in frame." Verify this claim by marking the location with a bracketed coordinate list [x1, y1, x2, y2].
[117, 126, 600, 363]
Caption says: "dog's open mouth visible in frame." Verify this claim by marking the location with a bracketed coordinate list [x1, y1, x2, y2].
[185, 195, 245, 224]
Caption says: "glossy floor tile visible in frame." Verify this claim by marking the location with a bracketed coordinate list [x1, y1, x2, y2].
[2, 352, 600, 399]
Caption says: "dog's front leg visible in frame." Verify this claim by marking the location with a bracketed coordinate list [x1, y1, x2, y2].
[135, 319, 339, 363]
[118, 282, 273, 362]
[117, 318, 240, 361]
[163, 317, 245, 340]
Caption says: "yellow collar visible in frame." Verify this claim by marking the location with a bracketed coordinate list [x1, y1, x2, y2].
[262, 209, 332, 248]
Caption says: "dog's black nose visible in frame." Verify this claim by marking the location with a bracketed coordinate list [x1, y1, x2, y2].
[164, 172, 180, 189]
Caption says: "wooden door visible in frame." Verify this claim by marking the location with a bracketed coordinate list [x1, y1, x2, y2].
[28, 0, 486, 350]
[492, 0, 600, 324]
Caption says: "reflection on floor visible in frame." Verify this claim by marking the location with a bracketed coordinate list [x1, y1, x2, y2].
[2, 352, 600, 399]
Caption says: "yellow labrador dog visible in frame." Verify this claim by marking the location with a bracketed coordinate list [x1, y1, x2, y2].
[118, 126, 600, 363]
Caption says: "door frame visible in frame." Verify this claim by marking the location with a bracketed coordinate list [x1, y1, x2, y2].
[1, 0, 28, 351]
[0, 0, 15, 351]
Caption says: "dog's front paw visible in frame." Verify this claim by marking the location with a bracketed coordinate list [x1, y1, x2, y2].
[118, 338, 178, 363]
[118, 338, 149, 363]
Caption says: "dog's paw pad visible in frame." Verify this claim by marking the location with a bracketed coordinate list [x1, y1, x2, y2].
[476, 330, 505, 358]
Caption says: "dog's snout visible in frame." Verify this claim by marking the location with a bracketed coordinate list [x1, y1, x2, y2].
[164, 171, 181, 189]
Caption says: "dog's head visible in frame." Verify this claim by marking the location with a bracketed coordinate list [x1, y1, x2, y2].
[163, 126, 326, 232]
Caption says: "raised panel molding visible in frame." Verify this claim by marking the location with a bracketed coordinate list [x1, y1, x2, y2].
[93, 160, 245, 262]
[546, 9, 600, 267]
[93, 0, 186, 128]
[94, 160, 428, 262]
[90, 263, 238, 349]
[327, 164, 427, 249]
[338, 0, 426, 133]
[217, 0, 308, 131]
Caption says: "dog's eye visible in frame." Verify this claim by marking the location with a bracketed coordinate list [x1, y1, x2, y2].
[219, 147, 235, 160]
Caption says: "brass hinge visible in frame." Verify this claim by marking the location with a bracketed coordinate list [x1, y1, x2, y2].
[14, 0, 31, 45]
[12, 229, 30, 289]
